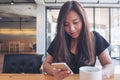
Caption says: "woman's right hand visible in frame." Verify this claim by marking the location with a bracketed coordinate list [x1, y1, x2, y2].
[52, 68, 71, 80]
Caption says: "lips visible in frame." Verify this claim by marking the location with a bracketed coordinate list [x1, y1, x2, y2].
[70, 32, 77, 37]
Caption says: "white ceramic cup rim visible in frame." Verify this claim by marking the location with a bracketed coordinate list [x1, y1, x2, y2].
[79, 66, 101, 73]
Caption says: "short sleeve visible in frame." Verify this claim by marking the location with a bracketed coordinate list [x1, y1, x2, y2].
[47, 39, 55, 57]
[93, 31, 110, 56]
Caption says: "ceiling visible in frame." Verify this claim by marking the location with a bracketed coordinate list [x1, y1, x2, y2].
[0, 0, 39, 18]
[0, 0, 120, 18]
[44, 0, 120, 4]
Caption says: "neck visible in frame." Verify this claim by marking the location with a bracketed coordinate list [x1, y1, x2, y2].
[71, 38, 78, 54]
[71, 38, 78, 44]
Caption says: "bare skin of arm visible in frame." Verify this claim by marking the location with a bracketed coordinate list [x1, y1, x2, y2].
[43, 53, 71, 80]
[43, 53, 54, 75]
[98, 49, 114, 79]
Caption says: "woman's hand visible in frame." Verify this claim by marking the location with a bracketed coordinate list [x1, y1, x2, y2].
[52, 68, 71, 80]
[102, 73, 110, 79]
[98, 50, 114, 79]
[102, 69, 112, 80]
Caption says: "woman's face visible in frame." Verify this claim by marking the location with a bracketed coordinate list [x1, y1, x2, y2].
[64, 10, 82, 39]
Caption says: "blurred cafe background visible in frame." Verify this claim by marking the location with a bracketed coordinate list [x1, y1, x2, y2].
[0, 0, 120, 73]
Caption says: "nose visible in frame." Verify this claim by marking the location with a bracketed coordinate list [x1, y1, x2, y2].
[70, 24, 75, 32]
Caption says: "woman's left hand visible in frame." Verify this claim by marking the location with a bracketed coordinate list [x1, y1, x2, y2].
[102, 69, 111, 80]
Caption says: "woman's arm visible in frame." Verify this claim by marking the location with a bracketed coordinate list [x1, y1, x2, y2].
[43, 53, 54, 75]
[43, 53, 71, 80]
[98, 49, 114, 79]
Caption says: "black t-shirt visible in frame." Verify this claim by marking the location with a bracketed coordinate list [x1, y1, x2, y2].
[47, 31, 110, 73]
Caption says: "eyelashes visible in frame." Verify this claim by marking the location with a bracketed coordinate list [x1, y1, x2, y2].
[64, 21, 80, 27]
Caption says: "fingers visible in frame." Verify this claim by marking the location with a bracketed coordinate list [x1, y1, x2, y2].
[103, 74, 110, 79]
[52, 68, 61, 75]
[62, 70, 71, 78]
[52, 68, 71, 80]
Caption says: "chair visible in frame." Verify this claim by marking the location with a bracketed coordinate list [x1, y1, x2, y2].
[2, 54, 43, 73]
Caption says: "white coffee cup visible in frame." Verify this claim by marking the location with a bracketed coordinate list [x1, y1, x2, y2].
[79, 66, 102, 80]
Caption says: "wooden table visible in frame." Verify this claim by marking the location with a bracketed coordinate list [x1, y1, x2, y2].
[0, 73, 119, 80]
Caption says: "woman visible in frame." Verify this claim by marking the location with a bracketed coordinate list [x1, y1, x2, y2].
[43, 1, 114, 80]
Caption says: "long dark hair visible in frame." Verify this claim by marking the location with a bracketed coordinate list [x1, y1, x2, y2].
[52, 1, 95, 66]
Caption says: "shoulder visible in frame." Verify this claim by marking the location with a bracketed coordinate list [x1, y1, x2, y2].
[92, 31, 110, 56]
[93, 31, 102, 38]
[92, 31, 106, 42]
[47, 39, 56, 56]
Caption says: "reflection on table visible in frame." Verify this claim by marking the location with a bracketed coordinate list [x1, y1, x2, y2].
[0, 65, 120, 80]
[0, 73, 119, 80]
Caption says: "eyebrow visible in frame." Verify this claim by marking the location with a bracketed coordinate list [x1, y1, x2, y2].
[64, 18, 80, 23]
[72, 18, 80, 22]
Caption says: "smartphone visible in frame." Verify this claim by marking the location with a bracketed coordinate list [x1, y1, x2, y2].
[51, 62, 73, 74]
